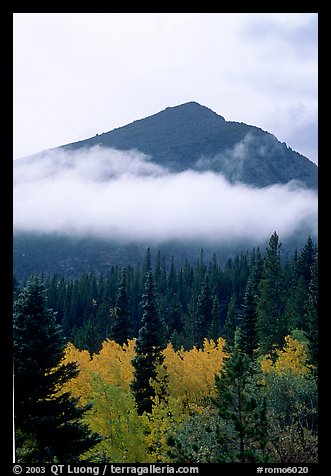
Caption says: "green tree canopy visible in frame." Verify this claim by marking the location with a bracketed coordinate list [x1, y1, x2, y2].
[131, 271, 167, 415]
[13, 276, 100, 463]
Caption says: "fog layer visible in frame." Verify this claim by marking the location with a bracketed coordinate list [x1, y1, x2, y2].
[13, 146, 317, 242]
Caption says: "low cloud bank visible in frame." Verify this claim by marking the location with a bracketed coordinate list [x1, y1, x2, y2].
[13, 146, 318, 242]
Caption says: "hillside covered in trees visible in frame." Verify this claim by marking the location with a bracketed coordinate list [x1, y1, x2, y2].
[13, 232, 318, 463]
[47, 102, 318, 189]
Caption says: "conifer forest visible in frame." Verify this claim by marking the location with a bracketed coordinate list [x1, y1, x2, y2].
[13, 232, 318, 464]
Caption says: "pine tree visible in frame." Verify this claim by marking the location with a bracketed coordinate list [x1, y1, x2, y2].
[304, 254, 318, 366]
[213, 340, 268, 463]
[239, 278, 258, 358]
[61, 280, 73, 339]
[195, 275, 213, 347]
[167, 292, 184, 338]
[284, 237, 317, 333]
[256, 232, 286, 354]
[209, 294, 222, 342]
[239, 248, 262, 357]
[111, 267, 132, 345]
[223, 293, 237, 347]
[72, 316, 103, 356]
[13, 276, 100, 463]
[131, 271, 167, 415]
[13, 274, 20, 301]
[154, 250, 166, 295]
[249, 247, 263, 296]
[142, 247, 152, 282]
[297, 236, 317, 287]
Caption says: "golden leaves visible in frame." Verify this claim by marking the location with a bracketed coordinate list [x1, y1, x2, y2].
[59, 335, 312, 462]
[260, 335, 312, 377]
[163, 338, 228, 408]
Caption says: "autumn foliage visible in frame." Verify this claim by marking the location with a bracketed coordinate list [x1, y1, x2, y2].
[259, 335, 312, 376]
[14, 234, 318, 463]
[59, 338, 227, 461]
[56, 333, 316, 463]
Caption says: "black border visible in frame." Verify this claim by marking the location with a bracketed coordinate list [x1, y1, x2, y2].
[7, 6, 323, 472]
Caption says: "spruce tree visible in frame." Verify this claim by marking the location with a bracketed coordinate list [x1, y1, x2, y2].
[13, 274, 20, 301]
[195, 275, 213, 347]
[256, 232, 286, 354]
[131, 271, 167, 415]
[72, 316, 102, 355]
[213, 339, 268, 463]
[249, 247, 263, 296]
[223, 293, 237, 347]
[239, 247, 262, 357]
[13, 276, 100, 463]
[284, 237, 317, 332]
[154, 251, 167, 295]
[239, 278, 258, 358]
[111, 267, 132, 345]
[209, 294, 221, 342]
[167, 292, 184, 338]
[305, 255, 318, 366]
[297, 236, 317, 287]
[142, 247, 152, 283]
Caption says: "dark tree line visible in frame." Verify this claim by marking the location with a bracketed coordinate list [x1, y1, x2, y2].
[15, 232, 318, 361]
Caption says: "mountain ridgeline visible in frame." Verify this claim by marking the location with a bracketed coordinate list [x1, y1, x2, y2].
[60, 101, 317, 189]
[14, 102, 318, 281]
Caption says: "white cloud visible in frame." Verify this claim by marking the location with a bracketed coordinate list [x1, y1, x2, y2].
[13, 147, 318, 243]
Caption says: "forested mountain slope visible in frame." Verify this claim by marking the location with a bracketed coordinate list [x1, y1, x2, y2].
[54, 101, 317, 189]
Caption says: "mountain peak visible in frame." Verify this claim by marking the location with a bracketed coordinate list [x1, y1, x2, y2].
[148, 102, 225, 125]
[56, 102, 317, 189]
[162, 101, 224, 118]
[126, 101, 225, 130]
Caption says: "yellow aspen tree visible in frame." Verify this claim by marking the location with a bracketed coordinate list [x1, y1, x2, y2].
[58, 337, 228, 463]
[59, 342, 93, 405]
[163, 338, 228, 410]
[81, 376, 149, 463]
[260, 335, 312, 376]
[141, 394, 187, 463]
[89, 338, 136, 390]
[59, 340, 148, 462]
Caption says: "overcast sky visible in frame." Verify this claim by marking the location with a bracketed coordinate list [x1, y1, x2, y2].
[13, 13, 318, 164]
